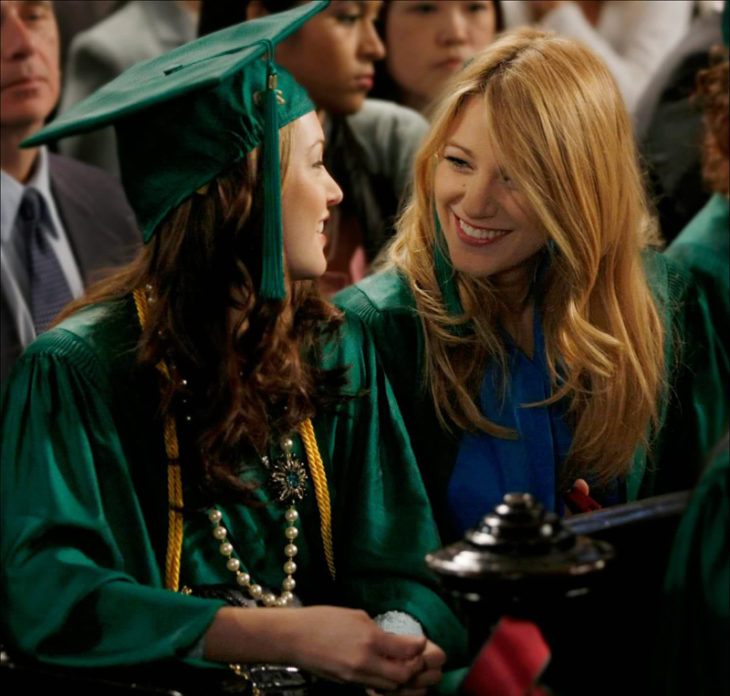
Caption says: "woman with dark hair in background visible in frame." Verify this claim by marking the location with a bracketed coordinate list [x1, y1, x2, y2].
[199, 0, 430, 295]
[370, 1, 503, 114]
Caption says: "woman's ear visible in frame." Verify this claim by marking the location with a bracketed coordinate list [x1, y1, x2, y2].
[246, 1, 269, 21]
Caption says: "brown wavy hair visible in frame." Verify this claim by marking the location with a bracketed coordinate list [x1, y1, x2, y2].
[384, 28, 666, 485]
[56, 123, 348, 499]
[696, 48, 729, 196]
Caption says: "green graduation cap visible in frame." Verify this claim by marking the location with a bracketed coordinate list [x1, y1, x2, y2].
[23, 0, 330, 301]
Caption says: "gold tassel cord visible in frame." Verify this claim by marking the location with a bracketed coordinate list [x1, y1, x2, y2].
[133, 287, 184, 591]
[298, 419, 336, 580]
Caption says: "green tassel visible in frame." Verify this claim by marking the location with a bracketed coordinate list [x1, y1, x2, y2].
[259, 63, 286, 301]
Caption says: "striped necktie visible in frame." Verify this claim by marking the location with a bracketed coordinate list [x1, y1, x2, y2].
[21, 188, 73, 334]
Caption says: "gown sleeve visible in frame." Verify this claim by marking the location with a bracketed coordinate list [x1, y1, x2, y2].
[318, 311, 467, 667]
[0, 332, 225, 668]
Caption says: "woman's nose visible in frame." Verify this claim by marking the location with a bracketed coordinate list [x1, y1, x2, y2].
[462, 181, 500, 219]
[359, 21, 386, 61]
[327, 172, 344, 207]
[437, 8, 469, 46]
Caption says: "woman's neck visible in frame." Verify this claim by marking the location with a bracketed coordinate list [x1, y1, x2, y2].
[493, 259, 540, 359]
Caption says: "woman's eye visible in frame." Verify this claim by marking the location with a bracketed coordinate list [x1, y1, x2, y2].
[445, 155, 470, 170]
[410, 3, 438, 15]
[336, 12, 361, 26]
[500, 171, 518, 188]
[467, 2, 489, 13]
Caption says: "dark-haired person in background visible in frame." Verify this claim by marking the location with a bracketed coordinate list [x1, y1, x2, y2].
[0, 0, 139, 387]
[370, 1, 503, 115]
[199, 0, 429, 295]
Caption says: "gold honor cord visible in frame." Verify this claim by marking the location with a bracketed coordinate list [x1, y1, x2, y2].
[298, 418, 335, 580]
[132, 287, 335, 591]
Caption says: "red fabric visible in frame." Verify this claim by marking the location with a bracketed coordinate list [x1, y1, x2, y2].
[461, 616, 551, 696]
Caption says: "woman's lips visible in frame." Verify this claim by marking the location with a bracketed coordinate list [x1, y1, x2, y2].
[2, 76, 46, 91]
[433, 58, 466, 72]
[454, 214, 511, 247]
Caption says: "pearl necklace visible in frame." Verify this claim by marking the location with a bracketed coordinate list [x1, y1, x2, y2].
[206, 435, 305, 608]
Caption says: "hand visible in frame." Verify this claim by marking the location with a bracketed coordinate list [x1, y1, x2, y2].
[366, 639, 446, 696]
[564, 478, 591, 517]
[573, 478, 590, 496]
[287, 607, 429, 692]
[205, 606, 433, 691]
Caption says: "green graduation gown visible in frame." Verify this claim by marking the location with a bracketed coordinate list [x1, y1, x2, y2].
[0, 296, 466, 670]
[655, 434, 729, 695]
[665, 193, 729, 459]
[335, 251, 721, 541]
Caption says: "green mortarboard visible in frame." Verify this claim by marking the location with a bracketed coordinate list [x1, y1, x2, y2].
[23, 0, 330, 300]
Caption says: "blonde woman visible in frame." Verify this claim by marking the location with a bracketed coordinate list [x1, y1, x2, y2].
[336, 28, 715, 541]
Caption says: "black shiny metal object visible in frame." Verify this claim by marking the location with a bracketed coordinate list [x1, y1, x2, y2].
[426, 492, 614, 605]
[426, 490, 690, 695]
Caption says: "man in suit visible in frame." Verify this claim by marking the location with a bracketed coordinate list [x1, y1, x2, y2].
[0, 0, 140, 386]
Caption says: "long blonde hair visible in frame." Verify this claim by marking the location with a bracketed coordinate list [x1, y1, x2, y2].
[386, 28, 665, 483]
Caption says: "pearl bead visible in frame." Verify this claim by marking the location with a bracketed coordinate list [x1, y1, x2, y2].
[281, 437, 294, 453]
[274, 597, 287, 607]
[219, 542, 233, 556]
[285, 526, 299, 540]
[213, 526, 227, 540]
[226, 558, 240, 572]
[208, 509, 222, 523]
[283, 561, 296, 575]
[284, 544, 298, 557]
[284, 508, 299, 523]
[249, 584, 263, 598]
[282, 576, 296, 591]
[280, 591, 294, 605]
[236, 572, 251, 586]
[262, 593, 277, 607]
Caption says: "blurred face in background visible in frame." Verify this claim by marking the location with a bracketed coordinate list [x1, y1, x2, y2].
[271, 1, 385, 115]
[385, 1, 497, 112]
[0, 0, 60, 134]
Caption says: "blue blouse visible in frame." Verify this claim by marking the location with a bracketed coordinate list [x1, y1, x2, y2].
[447, 309, 573, 536]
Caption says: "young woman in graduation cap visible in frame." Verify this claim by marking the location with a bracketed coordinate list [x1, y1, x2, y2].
[336, 27, 721, 542]
[0, 2, 464, 692]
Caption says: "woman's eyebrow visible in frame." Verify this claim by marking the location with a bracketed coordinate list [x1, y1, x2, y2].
[444, 141, 475, 158]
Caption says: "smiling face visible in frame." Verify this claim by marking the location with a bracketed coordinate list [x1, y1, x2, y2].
[281, 112, 343, 280]
[385, 1, 496, 112]
[434, 96, 546, 288]
[0, 0, 60, 135]
[274, 1, 385, 115]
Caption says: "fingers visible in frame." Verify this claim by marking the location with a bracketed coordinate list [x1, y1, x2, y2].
[573, 478, 590, 495]
[422, 640, 446, 669]
[358, 652, 424, 689]
[390, 641, 445, 694]
[377, 630, 427, 660]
